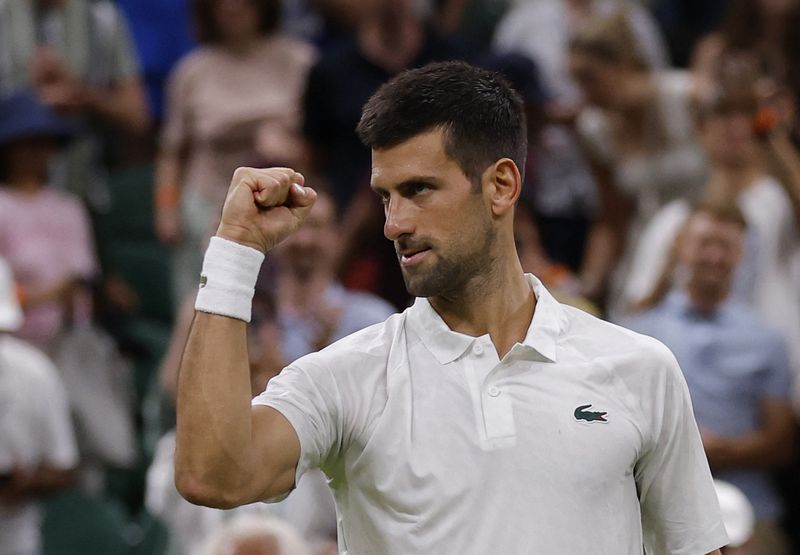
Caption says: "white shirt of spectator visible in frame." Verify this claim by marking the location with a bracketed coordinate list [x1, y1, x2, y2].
[253, 275, 728, 554]
[0, 335, 79, 555]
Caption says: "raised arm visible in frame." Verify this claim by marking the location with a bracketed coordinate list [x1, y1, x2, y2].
[174, 167, 317, 509]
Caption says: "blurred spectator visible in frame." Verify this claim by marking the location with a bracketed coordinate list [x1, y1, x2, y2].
[435, 0, 510, 53]
[625, 203, 795, 555]
[117, 0, 197, 121]
[493, 0, 669, 271]
[621, 87, 800, 404]
[201, 514, 312, 555]
[155, 0, 316, 304]
[691, 0, 800, 140]
[652, 0, 727, 67]
[304, 0, 466, 309]
[303, 0, 466, 209]
[0, 0, 149, 203]
[568, 10, 706, 309]
[149, 290, 337, 555]
[272, 190, 396, 362]
[513, 196, 599, 315]
[0, 90, 97, 352]
[0, 254, 79, 555]
[715, 480, 756, 555]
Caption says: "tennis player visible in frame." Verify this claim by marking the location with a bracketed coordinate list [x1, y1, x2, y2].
[175, 61, 727, 554]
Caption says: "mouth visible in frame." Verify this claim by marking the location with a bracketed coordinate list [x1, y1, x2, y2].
[397, 247, 431, 267]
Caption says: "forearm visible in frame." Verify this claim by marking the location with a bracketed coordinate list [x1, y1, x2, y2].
[84, 78, 150, 134]
[175, 312, 263, 507]
[764, 132, 800, 226]
[579, 222, 618, 298]
[154, 153, 185, 209]
[706, 431, 793, 471]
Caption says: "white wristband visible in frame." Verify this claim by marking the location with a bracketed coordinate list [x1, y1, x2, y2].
[194, 236, 265, 322]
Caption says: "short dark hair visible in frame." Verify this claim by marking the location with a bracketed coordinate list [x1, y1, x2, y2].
[191, 0, 281, 44]
[356, 61, 528, 185]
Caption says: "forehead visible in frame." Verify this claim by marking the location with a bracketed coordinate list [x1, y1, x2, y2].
[686, 213, 744, 240]
[370, 128, 462, 190]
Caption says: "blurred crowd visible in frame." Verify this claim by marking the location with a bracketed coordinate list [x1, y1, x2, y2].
[1, 0, 800, 553]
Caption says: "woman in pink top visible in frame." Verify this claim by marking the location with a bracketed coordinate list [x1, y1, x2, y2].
[154, 0, 315, 303]
[0, 91, 97, 351]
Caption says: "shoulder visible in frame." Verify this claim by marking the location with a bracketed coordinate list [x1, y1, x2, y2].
[169, 46, 217, 84]
[262, 35, 316, 65]
[561, 306, 684, 392]
[0, 335, 62, 389]
[295, 312, 405, 374]
[563, 305, 673, 359]
[656, 70, 695, 100]
[725, 302, 788, 346]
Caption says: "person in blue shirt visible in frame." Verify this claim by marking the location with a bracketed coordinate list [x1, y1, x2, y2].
[626, 200, 795, 555]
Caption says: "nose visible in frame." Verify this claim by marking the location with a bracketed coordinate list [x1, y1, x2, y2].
[383, 196, 415, 241]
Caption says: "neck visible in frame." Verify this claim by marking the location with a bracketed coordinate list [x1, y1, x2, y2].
[429, 255, 535, 359]
[277, 267, 333, 310]
[8, 174, 45, 194]
[706, 164, 762, 199]
[222, 34, 260, 55]
[618, 74, 655, 115]
[686, 283, 728, 315]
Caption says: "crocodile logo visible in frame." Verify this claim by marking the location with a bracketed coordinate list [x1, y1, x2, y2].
[574, 404, 608, 423]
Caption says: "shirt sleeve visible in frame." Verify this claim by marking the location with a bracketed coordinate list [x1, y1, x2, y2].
[91, 1, 141, 82]
[252, 356, 343, 487]
[37, 356, 79, 469]
[160, 55, 195, 153]
[635, 343, 729, 555]
[760, 332, 793, 400]
[64, 197, 98, 279]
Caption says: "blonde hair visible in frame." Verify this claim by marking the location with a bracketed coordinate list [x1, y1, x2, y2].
[569, 10, 648, 71]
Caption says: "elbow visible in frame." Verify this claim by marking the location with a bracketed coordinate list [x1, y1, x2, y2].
[174, 469, 246, 510]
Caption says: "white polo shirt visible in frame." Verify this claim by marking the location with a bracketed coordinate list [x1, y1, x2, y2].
[253, 275, 727, 555]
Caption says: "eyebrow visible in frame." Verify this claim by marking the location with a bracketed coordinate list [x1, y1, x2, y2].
[370, 175, 441, 196]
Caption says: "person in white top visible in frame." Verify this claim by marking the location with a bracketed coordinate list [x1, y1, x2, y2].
[0, 255, 79, 555]
[175, 61, 727, 554]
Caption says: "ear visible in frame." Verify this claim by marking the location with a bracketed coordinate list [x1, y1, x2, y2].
[482, 158, 522, 217]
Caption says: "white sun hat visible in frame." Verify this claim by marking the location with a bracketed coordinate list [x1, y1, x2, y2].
[714, 479, 755, 548]
[0, 256, 23, 332]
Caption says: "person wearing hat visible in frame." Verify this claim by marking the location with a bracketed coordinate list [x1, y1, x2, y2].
[0, 254, 79, 555]
[0, 90, 98, 351]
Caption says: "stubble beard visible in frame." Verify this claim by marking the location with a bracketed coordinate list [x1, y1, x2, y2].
[400, 223, 497, 299]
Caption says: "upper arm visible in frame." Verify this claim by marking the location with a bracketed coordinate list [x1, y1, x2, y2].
[250, 405, 302, 501]
[251, 359, 344, 498]
[636, 345, 728, 553]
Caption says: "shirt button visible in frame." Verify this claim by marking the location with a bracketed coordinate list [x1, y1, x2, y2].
[487, 386, 500, 397]
[473, 344, 484, 355]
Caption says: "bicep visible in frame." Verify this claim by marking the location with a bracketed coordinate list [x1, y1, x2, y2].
[251, 405, 302, 501]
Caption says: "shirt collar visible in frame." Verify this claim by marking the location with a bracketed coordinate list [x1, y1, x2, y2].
[663, 289, 731, 321]
[407, 274, 564, 364]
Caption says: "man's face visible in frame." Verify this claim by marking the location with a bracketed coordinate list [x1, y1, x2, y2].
[275, 194, 336, 278]
[699, 109, 759, 167]
[371, 128, 496, 298]
[568, 50, 621, 109]
[679, 213, 744, 293]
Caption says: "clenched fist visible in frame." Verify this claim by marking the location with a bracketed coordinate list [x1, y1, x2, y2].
[216, 167, 317, 253]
